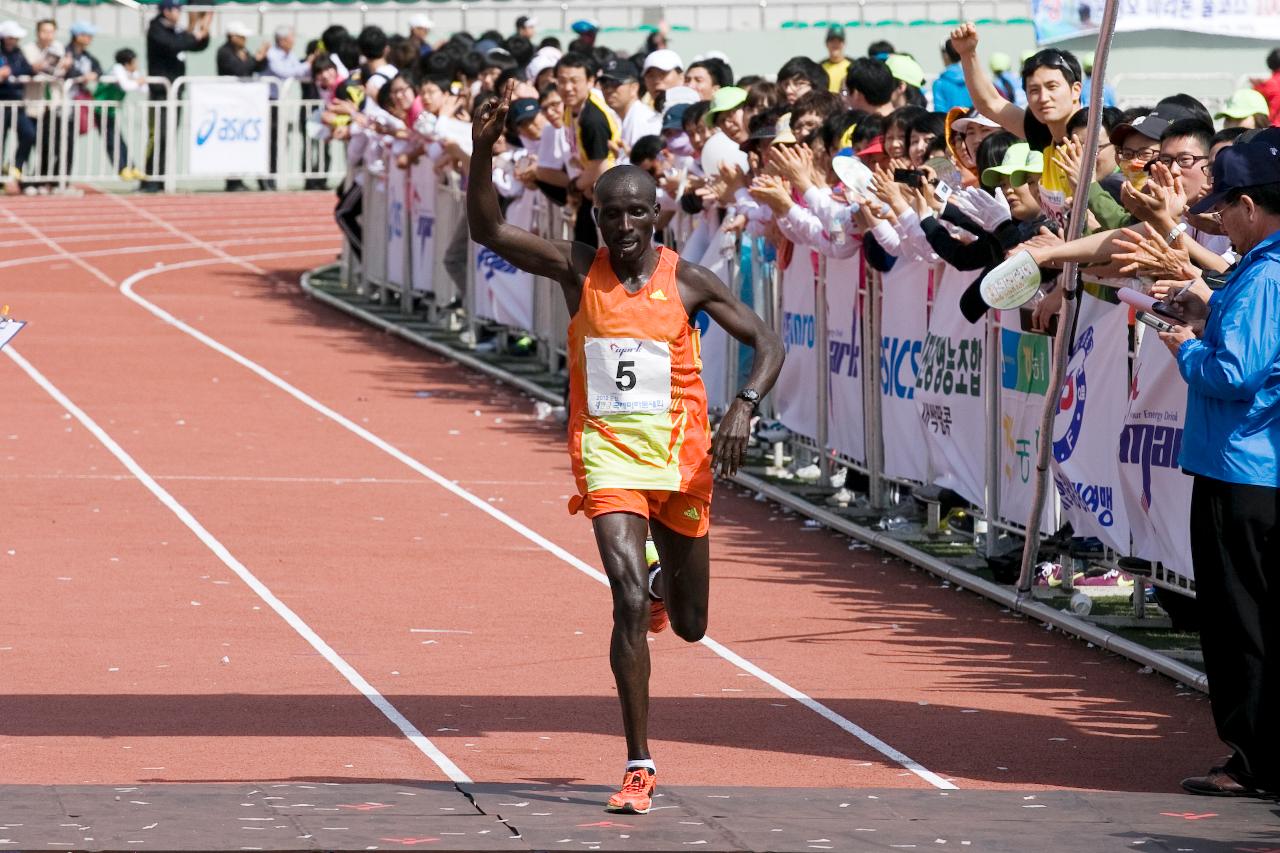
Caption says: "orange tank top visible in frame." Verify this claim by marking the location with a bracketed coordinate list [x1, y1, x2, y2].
[566, 246, 713, 500]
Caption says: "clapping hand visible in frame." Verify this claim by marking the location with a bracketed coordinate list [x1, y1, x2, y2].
[1114, 224, 1196, 281]
[1052, 136, 1085, 194]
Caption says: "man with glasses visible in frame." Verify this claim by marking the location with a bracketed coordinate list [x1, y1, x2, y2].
[1157, 126, 1280, 798]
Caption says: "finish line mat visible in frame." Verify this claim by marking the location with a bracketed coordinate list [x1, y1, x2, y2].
[0, 782, 1275, 851]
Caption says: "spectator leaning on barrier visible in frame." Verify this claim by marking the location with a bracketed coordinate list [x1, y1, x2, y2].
[820, 25, 849, 94]
[1159, 126, 1280, 798]
[144, 0, 211, 192]
[62, 22, 103, 181]
[23, 19, 70, 188]
[932, 39, 972, 114]
[266, 27, 315, 189]
[949, 21, 1082, 227]
[92, 46, 146, 181]
[216, 21, 269, 192]
[0, 20, 36, 186]
[556, 51, 619, 247]
[1250, 47, 1280, 128]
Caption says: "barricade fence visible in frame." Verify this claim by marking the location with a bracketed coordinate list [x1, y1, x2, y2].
[0, 75, 346, 190]
[344, 164, 1199, 605]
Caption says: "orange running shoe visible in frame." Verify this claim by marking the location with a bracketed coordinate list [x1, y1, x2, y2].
[606, 767, 656, 814]
[649, 597, 669, 634]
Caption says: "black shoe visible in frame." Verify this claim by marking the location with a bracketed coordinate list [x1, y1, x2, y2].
[257, 178, 277, 191]
[303, 177, 327, 191]
[138, 180, 163, 193]
[225, 179, 249, 192]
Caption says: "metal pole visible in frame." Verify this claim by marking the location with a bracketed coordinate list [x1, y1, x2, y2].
[400, 167, 413, 316]
[816, 253, 831, 480]
[865, 264, 886, 509]
[1015, 0, 1121, 596]
[984, 303, 1002, 558]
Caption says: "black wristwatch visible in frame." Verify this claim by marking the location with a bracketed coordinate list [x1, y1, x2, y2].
[736, 388, 761, 412]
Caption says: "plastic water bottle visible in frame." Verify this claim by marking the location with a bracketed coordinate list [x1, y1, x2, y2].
[1069, 592, 1092, 617]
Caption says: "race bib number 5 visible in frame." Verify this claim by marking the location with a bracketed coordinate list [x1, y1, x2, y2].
[585, 337, 671, 415]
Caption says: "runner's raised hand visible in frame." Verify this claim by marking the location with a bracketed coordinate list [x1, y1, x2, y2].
[473, 79, 515, 151]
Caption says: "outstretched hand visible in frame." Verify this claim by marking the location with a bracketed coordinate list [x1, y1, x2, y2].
[472, 79, 515, 152]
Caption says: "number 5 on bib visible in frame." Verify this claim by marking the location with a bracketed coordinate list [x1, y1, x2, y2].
[585, 337, 672, 415]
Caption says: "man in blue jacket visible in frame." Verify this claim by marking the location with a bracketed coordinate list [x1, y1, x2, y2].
[0, 21, 36, 183]
[932, 39, 972, 113]
[1162, 127, 1280, 798]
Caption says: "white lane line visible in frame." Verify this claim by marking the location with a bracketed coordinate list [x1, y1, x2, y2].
[1, 473, 561, 486]
[0, 230, 335, 250]
[0, 237, 336, 272]
[119, 255, 956, 791]
[2, 343, 471, 785]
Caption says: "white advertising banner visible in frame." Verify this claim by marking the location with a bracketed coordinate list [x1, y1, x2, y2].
[385, 164, 408, 289]
[1049, 290, 1131, 552]
[914, 266, 987, 508]
[473, 192, 536, 330]
[1031, 0, 1280, 44]
[693, 228, 734, 412]
[997, 322, 1057, 534]
[878, 259, 931, 483]
[409, 162, 437, 294]
[187, 81, 271, 176]
[825, 254, 865, 464]
[774, 249, 819, 440]
[1119, 329, 1195, 578]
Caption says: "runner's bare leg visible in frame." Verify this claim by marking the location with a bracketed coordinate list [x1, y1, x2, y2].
[593, 511, 655, 761]
[649, 519, 710, 642]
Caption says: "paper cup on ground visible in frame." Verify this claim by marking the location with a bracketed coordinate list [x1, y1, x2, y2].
[981, 250, 1042, 309]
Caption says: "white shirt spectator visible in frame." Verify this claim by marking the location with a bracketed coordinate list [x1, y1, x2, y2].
[619, 100, 660, 149]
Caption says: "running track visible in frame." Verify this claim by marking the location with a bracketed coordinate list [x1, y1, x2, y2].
[0, 191, 1222, 794]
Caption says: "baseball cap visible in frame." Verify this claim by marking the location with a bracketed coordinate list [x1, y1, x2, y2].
[826, 24, 846, 42]
[951, 111, 1000, 135]
[1216, 89, 1271, 121]
[1190, 127, 1280, 214]
[570, 19, 600, 35]
[662, 85, 700, 107]
[158, 0, 183, 9]
[989, 51, 1012, 73]
[1080, 50, 1096, 75]
[642, 49, 683, 73]
[0, 20, 27, 38]
[599, 58, 641, 84]
[70, 21, 97, 37]
[704, 86, 747, 127]
[226, 21, 253, 38]
[407, 14, 434, 30]
[741, 117, 778, 151]
[661, 102, 690, 132]
[1108, 104, 1195, 147]
[507, 98, 540, 126]
[982, 142, 1045, 188]
[884, 54, 926, 88]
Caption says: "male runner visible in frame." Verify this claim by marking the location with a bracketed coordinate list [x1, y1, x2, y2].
[467, 82, 785, 814]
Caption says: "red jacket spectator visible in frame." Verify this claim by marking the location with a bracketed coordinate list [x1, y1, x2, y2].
[1253, 48, 1280, 127]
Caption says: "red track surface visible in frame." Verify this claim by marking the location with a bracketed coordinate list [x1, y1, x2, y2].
[1, 192, 1221, 794]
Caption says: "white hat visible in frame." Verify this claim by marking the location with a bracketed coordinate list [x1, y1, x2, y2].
[951, 113, 1001, 134]
[225, 21, 253, 38]
[407, 14, 434, 30]
[525, 47, 560, 80]
[642, 49, 683, 73]
[0, 20, 28, 39]
[662, 85, 699, 107]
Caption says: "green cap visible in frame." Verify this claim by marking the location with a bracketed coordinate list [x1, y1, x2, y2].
[884, 53, 926, 88]
[826, 24, 845, 42]
[1215, 88, 1270, 120]
[1080, 50, 1096, 74]
[705, 86, 748, 127]
[989, 51, 1012, 73]
[981, 142, 1044, 188]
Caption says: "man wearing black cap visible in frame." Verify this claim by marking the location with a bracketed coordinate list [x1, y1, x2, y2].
[143, 0, 211, 191]
[821, 26, 849, 93]
[600, 57, 659, 151]
[1161, 127, 1280, 798]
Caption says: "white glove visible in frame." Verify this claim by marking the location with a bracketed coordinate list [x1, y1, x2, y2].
[956, 186, 1012, 230]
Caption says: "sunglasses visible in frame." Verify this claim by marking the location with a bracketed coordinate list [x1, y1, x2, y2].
[1022, 51, 1079, 85]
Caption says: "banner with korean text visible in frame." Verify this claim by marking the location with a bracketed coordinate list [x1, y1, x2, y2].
[1031, 0, 1280, 44]
[826, 254, 865, 464]
[998, 322, 1058, 534]
[878, 259, 931, 483]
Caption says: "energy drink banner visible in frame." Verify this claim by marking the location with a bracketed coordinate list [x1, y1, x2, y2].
[879, 259, 931, 484]
[1119, 331, 1195, 578]
[775, 251, 820, 441]
[998, 323, 1058, 535]
[825, 254, 865, 464]
[472, 191, 536, 330]
[409, 162, 437, 294]
[385, 164, 408, 289]
[1031, 0, 1280, 44]
[915, 266, 987, 508]
[1049, 290, 1131, 553]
